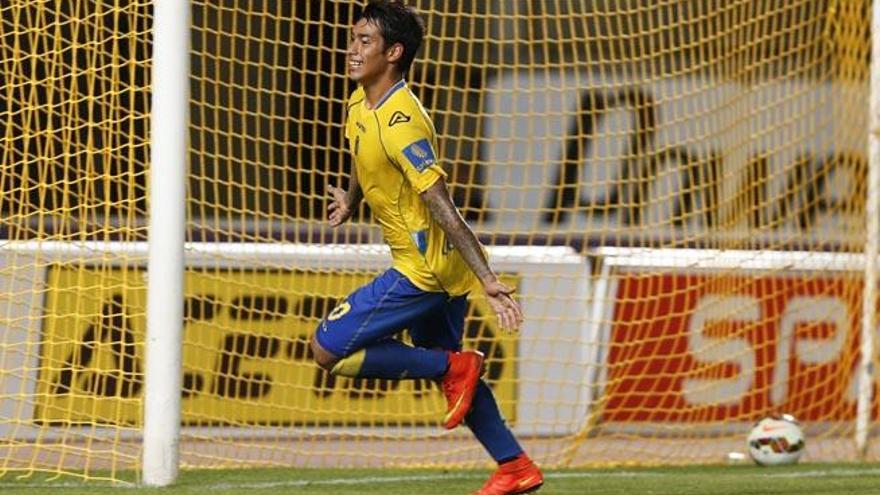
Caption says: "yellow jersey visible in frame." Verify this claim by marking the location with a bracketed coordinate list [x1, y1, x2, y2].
[344, 80, 477, 296]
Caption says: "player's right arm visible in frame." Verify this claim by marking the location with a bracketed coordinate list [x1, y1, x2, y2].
[420, 178, 523, 331]
[327, 165, 362, 227]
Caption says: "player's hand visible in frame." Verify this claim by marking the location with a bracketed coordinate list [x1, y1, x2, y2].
[327, 184, 353, 227]
[483, 279, 523, 332]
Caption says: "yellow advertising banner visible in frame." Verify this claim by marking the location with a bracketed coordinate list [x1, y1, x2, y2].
[34, 265, 518, 426]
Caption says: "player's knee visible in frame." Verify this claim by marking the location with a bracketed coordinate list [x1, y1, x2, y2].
[310, 333, 339, 371]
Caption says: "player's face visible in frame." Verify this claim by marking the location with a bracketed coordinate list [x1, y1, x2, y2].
[347, 19, 391, 85]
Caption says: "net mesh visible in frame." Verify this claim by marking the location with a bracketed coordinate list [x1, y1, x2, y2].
[0, 0, 151, 481]
[0, 0, 874, 482]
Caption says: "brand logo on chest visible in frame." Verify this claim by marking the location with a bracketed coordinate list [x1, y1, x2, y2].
[388, 111, 410, 127]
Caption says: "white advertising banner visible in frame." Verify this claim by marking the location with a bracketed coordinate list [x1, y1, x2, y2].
[479, 72, 867, 246]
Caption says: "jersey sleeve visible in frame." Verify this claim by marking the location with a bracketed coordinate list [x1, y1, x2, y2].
[384, 121, 447, 193]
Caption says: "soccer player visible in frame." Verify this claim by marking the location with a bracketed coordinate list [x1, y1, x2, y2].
[309, 1, 544, 494]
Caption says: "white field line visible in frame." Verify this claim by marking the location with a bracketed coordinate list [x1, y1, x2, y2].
[1, 468, 880, 489]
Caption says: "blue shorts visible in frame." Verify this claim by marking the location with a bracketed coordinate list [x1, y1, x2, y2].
[314, 268, 468, 358]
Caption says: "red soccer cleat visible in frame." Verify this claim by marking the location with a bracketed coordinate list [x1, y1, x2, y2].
[441, 350, 484, 429]
[473, 454, 544, 495]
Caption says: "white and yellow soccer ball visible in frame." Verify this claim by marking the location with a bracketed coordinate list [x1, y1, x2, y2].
[747, 414, 805, 466]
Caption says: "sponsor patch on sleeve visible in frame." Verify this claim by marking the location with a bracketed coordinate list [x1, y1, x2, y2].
[401, 139, 436, 172]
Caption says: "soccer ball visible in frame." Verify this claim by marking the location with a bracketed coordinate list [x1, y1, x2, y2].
[747, 414, 805, 466]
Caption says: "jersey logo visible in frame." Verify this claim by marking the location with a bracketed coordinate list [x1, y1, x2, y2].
[327, 301, 351, 321]
[401, 138, 436, 172]
[388, 110, 410, 127]
[356, 121, 367, 133]
[354, 135, 360, 155]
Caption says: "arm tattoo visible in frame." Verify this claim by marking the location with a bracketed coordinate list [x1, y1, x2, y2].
[421, 180, 494, 284]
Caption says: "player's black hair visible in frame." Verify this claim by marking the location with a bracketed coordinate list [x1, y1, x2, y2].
[356, 1, 425, 76]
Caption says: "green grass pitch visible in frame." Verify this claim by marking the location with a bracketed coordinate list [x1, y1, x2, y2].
[2, 463, 879, 494]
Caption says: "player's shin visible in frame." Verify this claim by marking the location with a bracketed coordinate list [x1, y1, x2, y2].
[465, 380, 523, 462]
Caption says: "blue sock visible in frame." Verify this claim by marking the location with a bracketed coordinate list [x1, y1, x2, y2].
[465, 380, 524, 462]
[334, 339, 448, 380]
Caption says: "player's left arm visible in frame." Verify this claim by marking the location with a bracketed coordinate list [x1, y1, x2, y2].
[420, 178, 523, 331]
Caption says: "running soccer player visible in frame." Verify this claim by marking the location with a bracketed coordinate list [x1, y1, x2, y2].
[308, 2, 544, 494]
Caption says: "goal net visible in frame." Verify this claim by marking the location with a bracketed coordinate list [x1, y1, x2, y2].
[0, 0, 875, 483]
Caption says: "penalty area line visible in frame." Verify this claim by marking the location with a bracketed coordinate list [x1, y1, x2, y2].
[2, 467, 880, 489]
[760, 468, 880, 478]
[207, 468, 880, 489]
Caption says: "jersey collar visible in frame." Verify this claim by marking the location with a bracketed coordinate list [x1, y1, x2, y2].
[370, 79, 406, 110]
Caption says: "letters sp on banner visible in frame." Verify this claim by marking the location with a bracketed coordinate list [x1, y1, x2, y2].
[604, 273, 865, 422]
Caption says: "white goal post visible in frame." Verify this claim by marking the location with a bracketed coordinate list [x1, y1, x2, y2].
[144, 0, 191, 486]
[861, 0, 880, 458]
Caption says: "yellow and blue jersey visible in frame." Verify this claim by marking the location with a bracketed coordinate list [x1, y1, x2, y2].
[344, 80, 477, 296]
